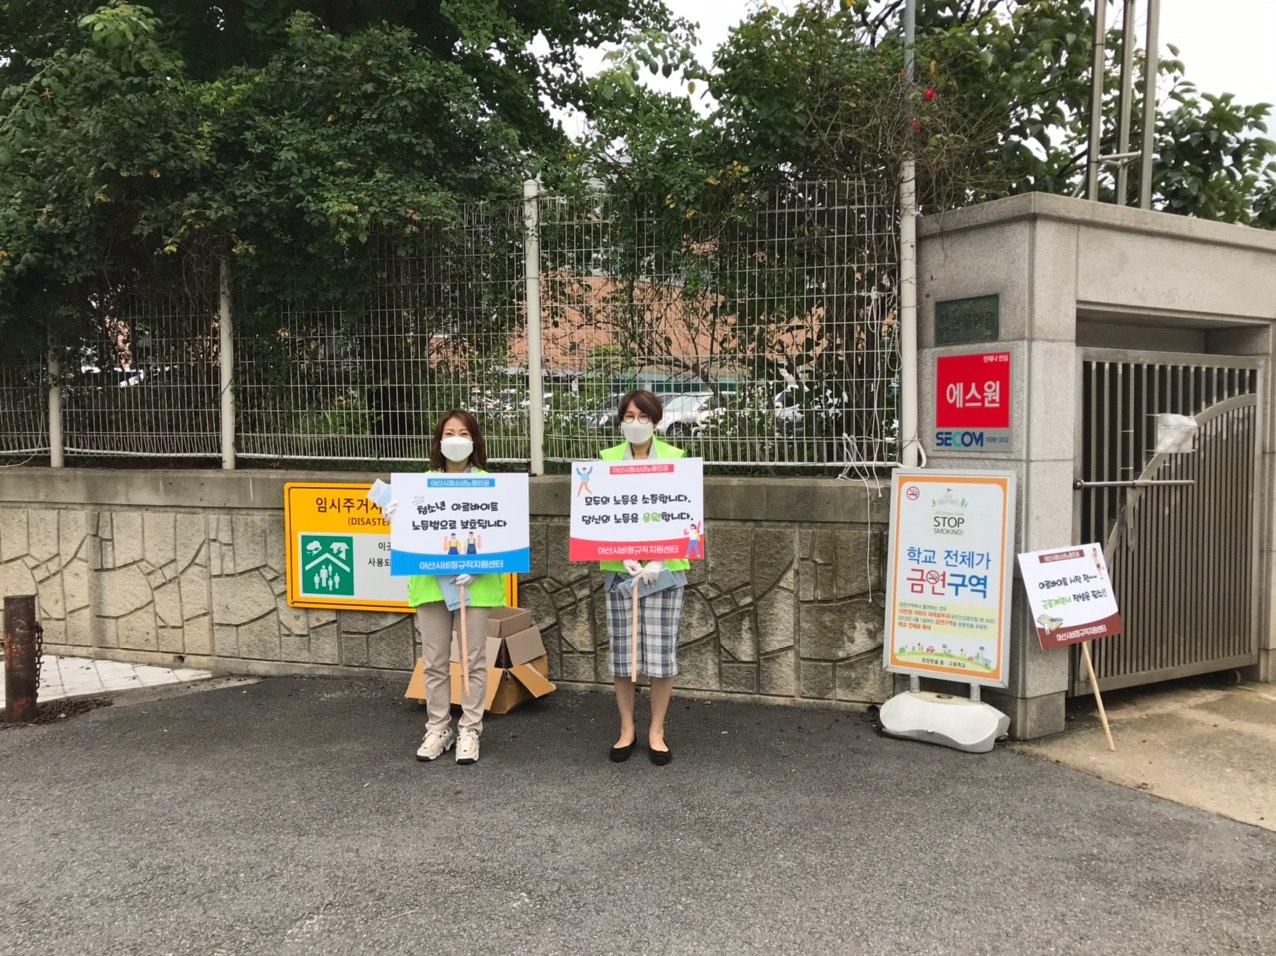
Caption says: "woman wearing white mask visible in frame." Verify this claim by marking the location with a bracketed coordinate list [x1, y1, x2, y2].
[382, 409, 506, 766]
[599, 389, 689, 766]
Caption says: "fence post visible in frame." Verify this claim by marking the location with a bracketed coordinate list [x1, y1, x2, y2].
[47, 345, 63, 468]
[523, 178, 545, 475]
[218, 256, 236, 470]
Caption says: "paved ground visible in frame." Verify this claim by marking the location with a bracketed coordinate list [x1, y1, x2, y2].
[1017, 675, 1276, 832]
[0, 654, 212, 708]
[1, 677, 1272, 955]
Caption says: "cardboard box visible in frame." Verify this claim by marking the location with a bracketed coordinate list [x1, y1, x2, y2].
[404, 615, 555, 715]
[486, 606, 533, 639]
[500, 625, 546, 668]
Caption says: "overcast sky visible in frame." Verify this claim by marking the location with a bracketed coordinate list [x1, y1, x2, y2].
[579, 1, 1274, 112]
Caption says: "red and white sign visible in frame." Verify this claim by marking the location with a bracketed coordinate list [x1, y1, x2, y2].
[568, 457, 705, 562]
[1017, 545, 1123, 650]
[935, 351, 1011, 451]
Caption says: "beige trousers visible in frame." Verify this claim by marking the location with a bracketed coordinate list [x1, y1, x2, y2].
[416, 602, 490, 735]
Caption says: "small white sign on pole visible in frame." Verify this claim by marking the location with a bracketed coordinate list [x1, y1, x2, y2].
[1017, 545, 1123, 650]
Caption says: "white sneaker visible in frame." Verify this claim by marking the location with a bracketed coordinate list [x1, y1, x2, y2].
[416, 727, 456, 762]
[455, 729, 480, 765]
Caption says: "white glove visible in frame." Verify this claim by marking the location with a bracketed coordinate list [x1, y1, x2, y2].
[623, 560, 643, 577]
[454, 574, 475, 587]
[639, 560, 664, 584]
[381, 500, 400, 523]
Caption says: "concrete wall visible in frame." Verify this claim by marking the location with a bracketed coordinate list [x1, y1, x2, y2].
[0, 468, 895, 707]
[918, 193, 1276, 735]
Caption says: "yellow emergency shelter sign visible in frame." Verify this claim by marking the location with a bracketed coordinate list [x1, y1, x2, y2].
[284, 482, 517, 612]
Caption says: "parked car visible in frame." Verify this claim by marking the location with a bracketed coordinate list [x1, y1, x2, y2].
[78, 364, 147, 388]
[772, 384, 851, 435]
[658, 392, 725, 437]
[585, 391, 630, 432]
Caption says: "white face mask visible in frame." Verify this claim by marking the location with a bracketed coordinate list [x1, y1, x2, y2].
[621, 421, 655, 446]
[440, 435, 473, 463]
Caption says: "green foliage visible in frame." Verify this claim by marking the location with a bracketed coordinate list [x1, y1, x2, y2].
[580, 0, 1275, 222]
[0, 0, 691, 351]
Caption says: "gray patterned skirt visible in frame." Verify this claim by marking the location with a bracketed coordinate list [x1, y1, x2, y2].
[605, 584, 685, 679]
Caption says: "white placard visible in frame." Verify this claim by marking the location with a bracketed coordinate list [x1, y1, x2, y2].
[389, 473, 530, 576]
[568, 457, 705, 562]
[1017, 545, 1123, 650]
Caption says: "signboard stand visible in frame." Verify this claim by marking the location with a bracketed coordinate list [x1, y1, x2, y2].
[879, 468, 1017, 753]
[879, 686, 1010, 753]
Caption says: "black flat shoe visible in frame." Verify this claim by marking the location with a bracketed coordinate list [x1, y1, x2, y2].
[609, 741, 636, 763]
[648, 746, 672, 766]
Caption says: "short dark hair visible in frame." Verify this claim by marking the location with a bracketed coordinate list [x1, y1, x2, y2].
[616, 389, 663, 426]
[429, 409, 488, 471]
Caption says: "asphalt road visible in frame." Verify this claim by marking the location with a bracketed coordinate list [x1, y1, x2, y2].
[1, 677, 1271, 955]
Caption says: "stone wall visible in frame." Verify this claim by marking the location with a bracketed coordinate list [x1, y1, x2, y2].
[0, 469, 893, 705]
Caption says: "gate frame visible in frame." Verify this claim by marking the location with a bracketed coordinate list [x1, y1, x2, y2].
[1071, 346, 1266, 695]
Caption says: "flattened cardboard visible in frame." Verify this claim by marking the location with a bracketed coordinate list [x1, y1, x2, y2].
[404, 629, 556, 715]
[449, 633, 502, 666]
[510, 659, 555, 697]
[486, 655, 554, 714]
[449, 663, 502, 710]
[502, 625, 547, 667]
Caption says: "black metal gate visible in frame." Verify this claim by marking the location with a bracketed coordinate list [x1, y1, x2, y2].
[1073, 348, 1262, 694]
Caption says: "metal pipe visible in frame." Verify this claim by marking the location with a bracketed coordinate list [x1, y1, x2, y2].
[1073, 478, 1195, 488]
[218, 257, 236, 470]
[3, 595, 40, 723]
[1087, 0, 1108, 201]
[899, 0, 919, 469]
[1139, 0, 1160, 208]
[47, 347, 63, 468]
[1097, 151, 1142, 165]
[523, 178, 545, 476]
[1115, 0, 1136, 204]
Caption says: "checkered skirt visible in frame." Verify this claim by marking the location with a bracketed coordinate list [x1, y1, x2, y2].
[606, 585, 685, 678]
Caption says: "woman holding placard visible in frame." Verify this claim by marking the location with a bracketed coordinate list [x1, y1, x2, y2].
[599, 389, 689, 766]
[382, 409, 506, 766]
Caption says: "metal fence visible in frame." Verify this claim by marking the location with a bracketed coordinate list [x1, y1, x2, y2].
[0, 362, 48, 457]
[538, 178, 900, 467]
[235, 203, 529, 463]
[60, 268, 222, 458]
[2, 178, 900, 472]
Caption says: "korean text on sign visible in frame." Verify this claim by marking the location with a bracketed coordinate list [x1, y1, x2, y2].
[568, 458, 705, 562]
[389, 473, 531, 576]
[1017, 545, 1123, 650]
[883, 470, 1016, 688]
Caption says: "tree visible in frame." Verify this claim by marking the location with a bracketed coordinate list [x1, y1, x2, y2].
[581, 0, 1275, 221]
[0, 0, 693, 353]
[555, 0, 1273, 462]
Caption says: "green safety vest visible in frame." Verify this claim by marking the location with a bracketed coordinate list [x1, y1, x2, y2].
[407, 468, 509, 609]
[597, 438, 692, 574]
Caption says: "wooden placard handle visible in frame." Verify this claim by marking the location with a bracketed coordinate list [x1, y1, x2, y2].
[630, 583, 640, 684]
[1080, 641, 1115, 752]
[459, 585, 471, 697]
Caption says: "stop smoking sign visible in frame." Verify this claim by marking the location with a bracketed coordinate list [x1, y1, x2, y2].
[935, 351, 1011, 450]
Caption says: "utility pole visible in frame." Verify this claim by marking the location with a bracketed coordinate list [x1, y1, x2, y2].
[899, 0, 919, 471]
